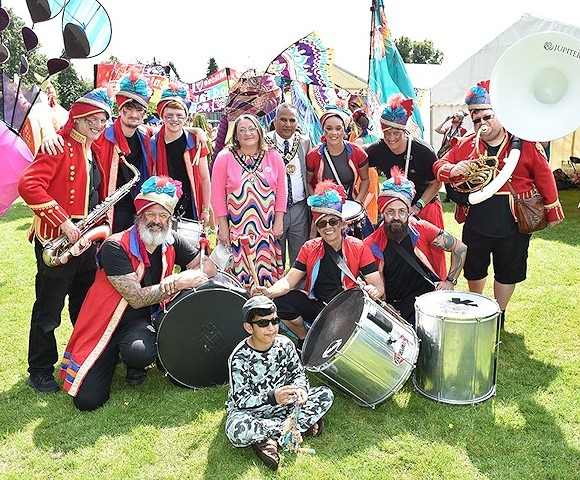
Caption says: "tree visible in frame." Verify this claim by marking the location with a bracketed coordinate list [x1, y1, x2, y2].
[206, 58, 218, 77]
[54, 67, 92, 110]
[1, 8, 49, 85]
[394, 36, 444, 65]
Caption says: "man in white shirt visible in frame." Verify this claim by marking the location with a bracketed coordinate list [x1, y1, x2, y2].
[266, 103, 311, 268]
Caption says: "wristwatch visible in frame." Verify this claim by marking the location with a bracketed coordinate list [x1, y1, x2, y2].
[446, 276, 458, 285]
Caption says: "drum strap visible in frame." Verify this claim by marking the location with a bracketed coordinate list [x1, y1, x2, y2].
[327, 247, 403, 333]
[323, 148, 345, 190]
[390, 241, 436, 287]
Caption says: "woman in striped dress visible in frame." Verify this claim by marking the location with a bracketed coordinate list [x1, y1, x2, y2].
[211, 114, 286, 289]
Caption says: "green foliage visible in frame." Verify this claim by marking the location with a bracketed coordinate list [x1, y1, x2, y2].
[395, 36, 444, 65]
[206, 57, 219, 77]
[0, 191, 578, 479]
[54, 67, 92, 110]
[1, 8, 49, 83]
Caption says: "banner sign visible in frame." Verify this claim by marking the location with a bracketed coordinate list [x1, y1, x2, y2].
[188, 68, 239, 113]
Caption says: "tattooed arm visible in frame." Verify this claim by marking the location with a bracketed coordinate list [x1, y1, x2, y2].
[108, 269, 208, 309]
[431, 230, 467, 290]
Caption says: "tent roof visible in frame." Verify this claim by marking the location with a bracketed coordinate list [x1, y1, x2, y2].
[332, 64, 367, 92]
[431, 14, 580, 106]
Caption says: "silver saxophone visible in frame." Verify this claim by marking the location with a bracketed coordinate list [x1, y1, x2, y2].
[42, 150, 141, 267]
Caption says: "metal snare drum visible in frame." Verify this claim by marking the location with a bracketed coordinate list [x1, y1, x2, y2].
[412, 291, 501, 404]
[155, 272, 249, 388]
[172, 217, 203, 248]
[342, 200, 366, 232]
[301, 288, 419, 408]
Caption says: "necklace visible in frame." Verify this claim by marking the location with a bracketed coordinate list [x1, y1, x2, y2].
[232, 148, 265, 181]
[266, 135, 300, 174]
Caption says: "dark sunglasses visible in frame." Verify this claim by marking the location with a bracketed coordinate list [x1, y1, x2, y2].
[472, 114, 494, 125]
[316, 218, 341, 228]
[249, 316, 281, 327]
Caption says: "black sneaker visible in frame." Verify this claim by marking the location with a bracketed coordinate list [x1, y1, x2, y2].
[27, 374, 59, 394]
[126, 368, 147, 387]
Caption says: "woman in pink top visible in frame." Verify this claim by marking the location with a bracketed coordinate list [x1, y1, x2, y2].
[211, 114, 287, 289]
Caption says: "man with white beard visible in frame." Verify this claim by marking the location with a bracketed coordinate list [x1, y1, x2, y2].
[58, 176, 216, 411]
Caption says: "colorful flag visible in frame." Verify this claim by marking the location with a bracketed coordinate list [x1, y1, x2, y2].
[368, 0, 423, 134]
[290, 82, 322, 146]
[266, 32, 334, 87]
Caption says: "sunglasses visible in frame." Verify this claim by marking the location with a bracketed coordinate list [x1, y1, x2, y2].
[249, 316, 281, 327]
[316, 218, 341, 228]
[472, 114, 494, 125]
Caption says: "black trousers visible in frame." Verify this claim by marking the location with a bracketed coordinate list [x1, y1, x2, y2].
[28, 239, 97, 376]
[274, 290, 325, 325]
[73, 316, 157, 411]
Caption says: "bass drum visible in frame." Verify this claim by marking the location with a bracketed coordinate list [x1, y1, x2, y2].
[301, 288, 419, 408]
[156, 271, 249, 388]
[412, 291, 501, 404]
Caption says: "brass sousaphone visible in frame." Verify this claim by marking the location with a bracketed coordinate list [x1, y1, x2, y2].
[464, 31, 580, 205]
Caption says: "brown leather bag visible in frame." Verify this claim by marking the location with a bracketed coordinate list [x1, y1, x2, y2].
[507, 182, 548, 234]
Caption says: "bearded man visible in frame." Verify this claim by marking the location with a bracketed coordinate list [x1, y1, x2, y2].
[58, 176, 216, 411]
[364, 167, 467, 326]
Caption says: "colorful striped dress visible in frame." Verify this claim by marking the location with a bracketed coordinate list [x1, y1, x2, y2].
[211, 147, 287, 289]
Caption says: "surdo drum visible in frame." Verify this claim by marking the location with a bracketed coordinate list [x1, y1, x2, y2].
[413, 291, 501, 404]
[155, 271, 249, 388]
[301, 288, 419, 408]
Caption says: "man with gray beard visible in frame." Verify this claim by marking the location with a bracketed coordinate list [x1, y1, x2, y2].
[364, 167, 467, 326]
[58, 176, 216, 411]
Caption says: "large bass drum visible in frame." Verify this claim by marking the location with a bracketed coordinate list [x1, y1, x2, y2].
[412, 291, 501, 404]
[155, 271, 249, 388]
[301, 288, 419, 408]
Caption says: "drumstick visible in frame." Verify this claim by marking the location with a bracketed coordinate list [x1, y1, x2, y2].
[239, 235, 260, 286]
[198, 235, 210, 271]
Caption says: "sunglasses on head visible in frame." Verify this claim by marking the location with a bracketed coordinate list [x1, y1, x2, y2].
[472, 114, 494, 125]
[249, 316, 280, 327]
[316, 217, 341, 228]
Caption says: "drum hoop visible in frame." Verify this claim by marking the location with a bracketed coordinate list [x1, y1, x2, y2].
[342, 200, 366, 222]
[156, 286, 249, 388]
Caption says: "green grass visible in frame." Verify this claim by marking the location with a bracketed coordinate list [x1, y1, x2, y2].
[0, 191, 578, 479]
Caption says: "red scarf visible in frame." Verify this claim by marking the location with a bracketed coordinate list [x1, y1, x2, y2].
[154, 125, 169, 175]
[113, 117, 131, 156]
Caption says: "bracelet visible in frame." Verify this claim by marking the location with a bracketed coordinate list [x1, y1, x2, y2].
[202, 207, 210, 213]
[416, 199, 426, 209]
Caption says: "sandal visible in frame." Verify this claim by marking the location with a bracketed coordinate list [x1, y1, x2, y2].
[251, 438, 280, 470]
[304, 418, 325, 438]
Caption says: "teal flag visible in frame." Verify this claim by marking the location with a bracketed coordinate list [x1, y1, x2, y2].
[368, 0, 423, 134]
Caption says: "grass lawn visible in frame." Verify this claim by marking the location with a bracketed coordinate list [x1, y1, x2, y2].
[0, 190, 578, 480]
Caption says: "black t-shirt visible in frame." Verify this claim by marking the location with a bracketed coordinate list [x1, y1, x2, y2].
[99, 232, 198, 321]
[464, 143, 518, 238]
[366, 137, 437, 203]
[165, 133, 194, 219]
[382, 235, 433, 303]
[294, 241, 378, 303]
[113, 133, 143, 232]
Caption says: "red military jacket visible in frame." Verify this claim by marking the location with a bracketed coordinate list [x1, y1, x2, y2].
[433, 132, 564, 223]
[18, 129, 105, 242]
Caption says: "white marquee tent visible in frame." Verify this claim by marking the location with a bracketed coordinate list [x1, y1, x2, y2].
[429, 14, 580, 171]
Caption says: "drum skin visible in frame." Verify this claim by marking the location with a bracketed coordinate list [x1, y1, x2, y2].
[301, 288, 419, 408]
[172, 218, 203, 248]
[156, 273, 249, 388]
[413, 291, 501, 404]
